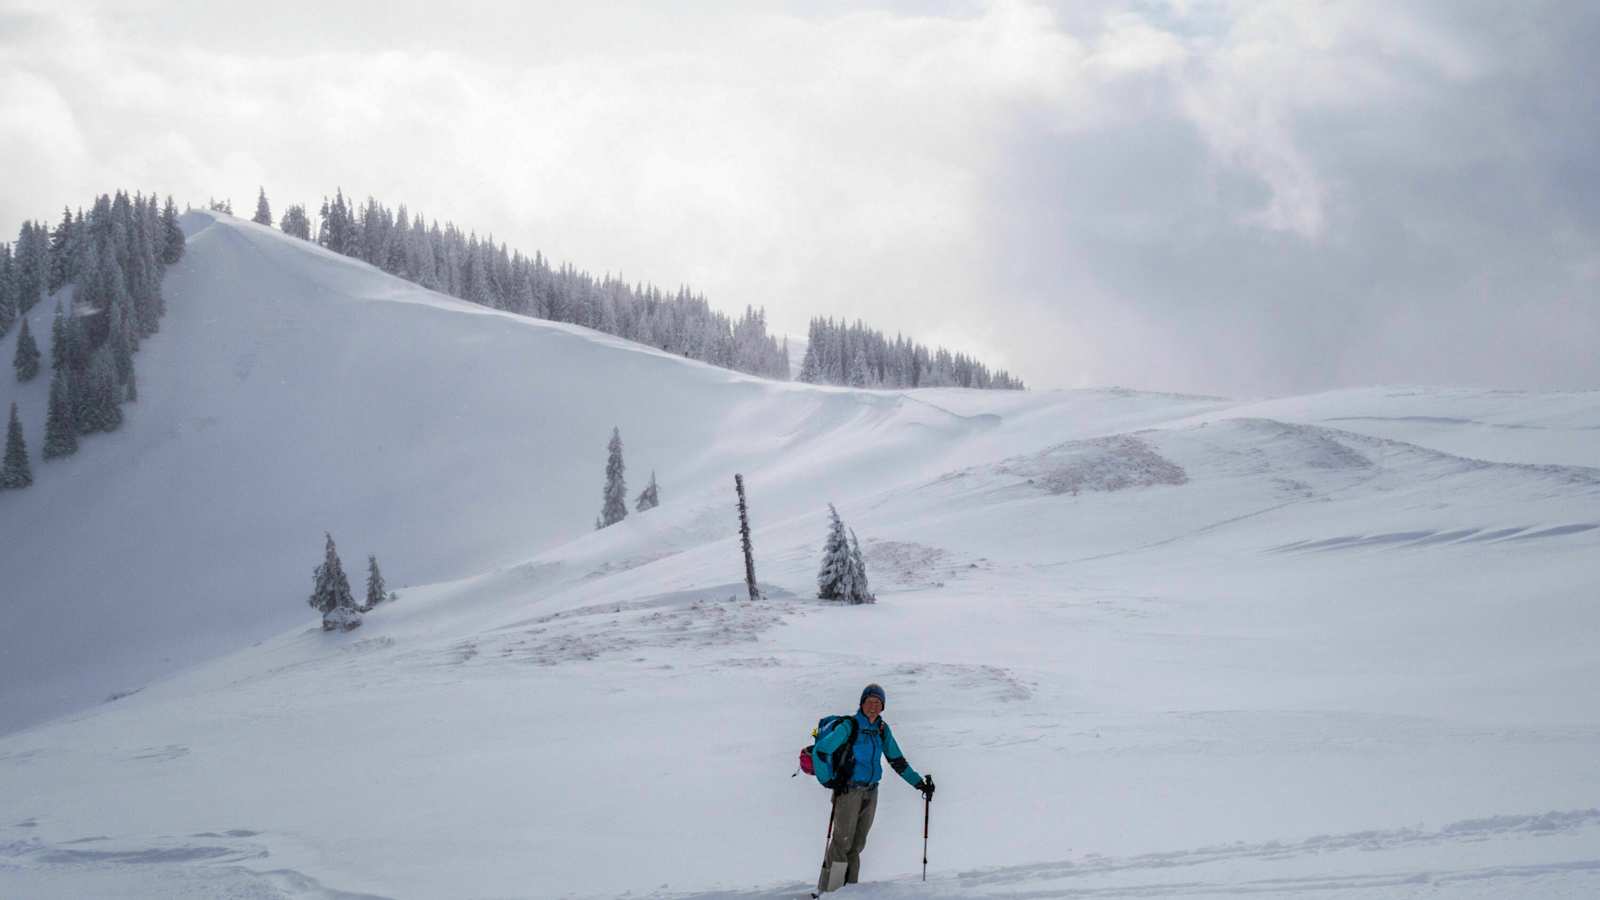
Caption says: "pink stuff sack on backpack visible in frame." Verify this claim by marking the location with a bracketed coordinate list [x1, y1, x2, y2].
[799, 747, 816, 776]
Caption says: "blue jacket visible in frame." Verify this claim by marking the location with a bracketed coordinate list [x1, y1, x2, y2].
[814, 712, 922, 788]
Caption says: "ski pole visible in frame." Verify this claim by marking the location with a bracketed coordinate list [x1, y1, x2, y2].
[922, 775, 934, 881]
[827, 790, 838, 846]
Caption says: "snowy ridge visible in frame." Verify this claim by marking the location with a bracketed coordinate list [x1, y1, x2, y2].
[0, 210, 1010, 733]
[1, 213, 1598, 898]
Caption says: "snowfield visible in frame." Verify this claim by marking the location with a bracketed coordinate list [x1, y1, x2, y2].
[1, 213, 1597, 898]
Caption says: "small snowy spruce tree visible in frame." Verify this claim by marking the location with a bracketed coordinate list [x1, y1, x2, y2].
[817, 504, 852, 600]
[252, 187, 272, 226]
[817, 506, 875, 603]
[2, 402, 31, 489]
[635, 470, 659, 512]
[596, 426, 627, 528]
[364, 554, 387, 611]
[12, 316, 40, 382]
[309, 532, 361, 630]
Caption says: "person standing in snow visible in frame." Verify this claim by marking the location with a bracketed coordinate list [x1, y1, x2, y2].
[813, 683, 934, 894]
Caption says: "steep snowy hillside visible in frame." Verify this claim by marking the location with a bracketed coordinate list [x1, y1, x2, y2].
[1, 213, 1597, 899]
[0, 211, 1071, 734]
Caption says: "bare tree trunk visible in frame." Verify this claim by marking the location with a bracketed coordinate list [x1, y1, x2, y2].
[735, 474, 760, 601]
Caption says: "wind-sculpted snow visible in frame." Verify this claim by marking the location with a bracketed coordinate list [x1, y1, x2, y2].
[1001, 434, 1190, 495]
[908, 415, 1595, 533]
[861, 539, 992, 591]
[1215, 417, 1376, 470]
[0, 831, 391, 898]
[454, 585, 792, 668]
[1191, 386, 1600, 468]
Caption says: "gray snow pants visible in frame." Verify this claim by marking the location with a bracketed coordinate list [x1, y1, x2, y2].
[817, 784, 879, 893]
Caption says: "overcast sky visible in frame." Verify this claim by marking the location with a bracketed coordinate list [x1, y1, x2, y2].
[2, 0, 1596, 395]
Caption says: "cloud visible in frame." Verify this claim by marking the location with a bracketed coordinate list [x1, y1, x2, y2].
[983, 1, 1600, 394]
[0, 69, 93, 213]
[0, 0, 1595, 395]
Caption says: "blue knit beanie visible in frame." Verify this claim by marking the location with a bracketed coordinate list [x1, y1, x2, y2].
[860, 683, 886, 708]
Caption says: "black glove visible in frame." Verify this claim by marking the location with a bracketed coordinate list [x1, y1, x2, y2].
[918, 775, 935, 799]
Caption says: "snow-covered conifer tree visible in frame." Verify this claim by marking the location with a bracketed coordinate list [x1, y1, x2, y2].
[1, 402, 31, 489]
[42, 366, 77, 459]
[11, 224, 42, 316]
[798, 340, 820, 383]
[47, 207, 74, 294]
[12, 316, 40, 382]
[85, 347, 122, 433]
[110, 310, 134, 386]
[279, 204, 311, 240]
[252, 188, 272, 226]
[160, 197, 185, 265]
[128, 207, 162, 338]
[836, 536, 863, 605]
[309, 533, 353, 613]
[309, 533, 361, 629]
[385, 208, 409, 274]
[849, 352, 871, 388]
[635, 470, 660, 512]
[364, 554, 387, 611]
[49, 303, 68, 373]
[817, 504, 853, 600]
[596, 427, 628, 528]
[0, 244, 16, 336]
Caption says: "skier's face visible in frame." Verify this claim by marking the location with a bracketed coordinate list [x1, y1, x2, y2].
[861, 696, 883, 721]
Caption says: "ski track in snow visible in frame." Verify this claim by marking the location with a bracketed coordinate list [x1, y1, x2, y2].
[657, 808, 1600, 899]
[1269, 522, 1600, 554]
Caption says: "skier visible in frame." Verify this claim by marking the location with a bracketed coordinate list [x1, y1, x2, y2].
[813, 683, 935, 894]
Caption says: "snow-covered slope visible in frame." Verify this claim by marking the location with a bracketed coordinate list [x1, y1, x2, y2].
[0, 211, 1071, 734]
[1, 213, 1597, 898]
